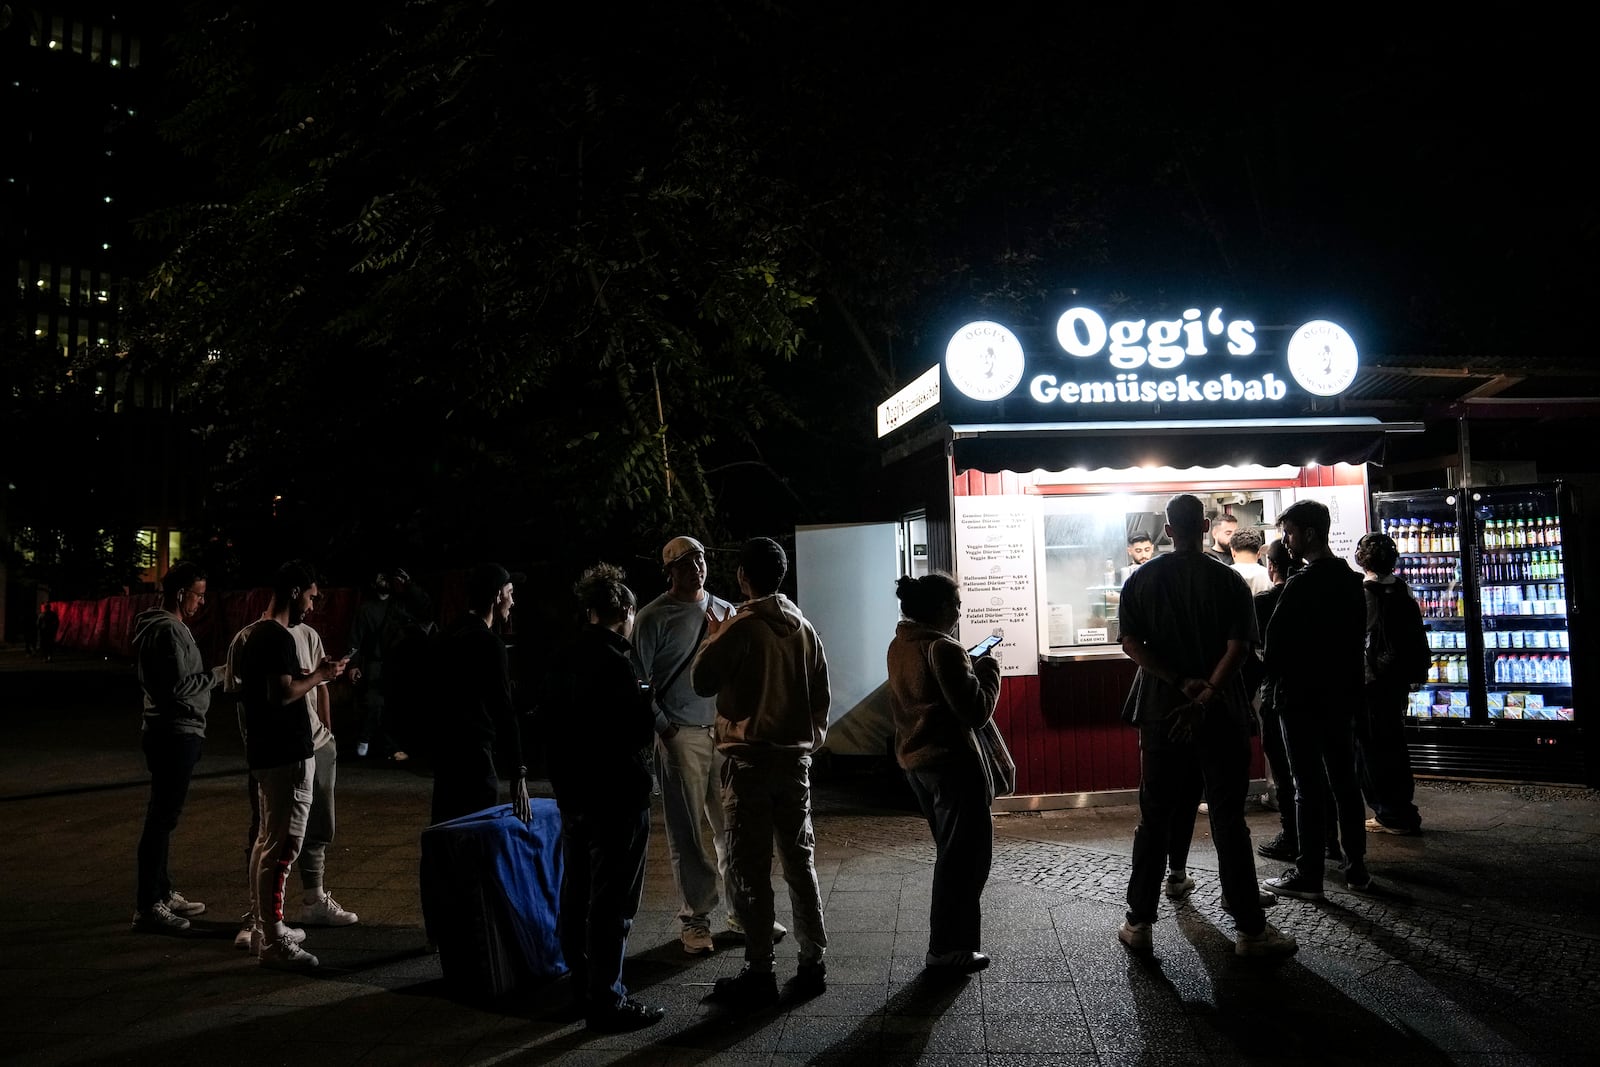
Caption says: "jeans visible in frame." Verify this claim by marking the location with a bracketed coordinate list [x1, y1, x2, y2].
[251, 759, 314, 926]
[655, 726, 729, 927]
[1127, 717, 1266, 935]
[1358, 682, 1421, 830]
[906, 762, 993, 956]
[136, 732, 203, 911]
[431, 743, 498, 825]
[300, 741, 338, 890]
[1278, 703, 1367, 883]
[721, 751, 827, 967]
[558, 804, 651, 1012]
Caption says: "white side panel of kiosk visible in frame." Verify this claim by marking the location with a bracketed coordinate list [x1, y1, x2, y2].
[796, 522, 902, 754]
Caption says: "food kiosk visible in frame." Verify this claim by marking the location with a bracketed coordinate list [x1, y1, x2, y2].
[808, 302, 1424, 807]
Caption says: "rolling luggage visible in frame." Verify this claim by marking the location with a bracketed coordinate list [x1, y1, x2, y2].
[420, 801, 566, 998]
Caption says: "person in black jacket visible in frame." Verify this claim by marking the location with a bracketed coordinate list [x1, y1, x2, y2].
[1355, 533, 1425, 835]
[549, 563, 665, 1033]
[430, 564, 530, 826]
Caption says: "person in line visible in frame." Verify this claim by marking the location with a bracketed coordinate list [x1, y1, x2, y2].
[37, 602, 60, 662]
[1205, 511, 1238, 565]
[347, 568, 422, 761]
[131, 562, 225, 933]
[1355, 532, 1426, 835]
[1262, 499, 1374, 899]
[548, 564, 665, 1033]
[1229, 528, 1274, 595]
[692, 538, 830, 1008]
[886, 573, 1002, 974]
[1117, 495, 1296, 958]
[430, 563, 531, 826]
[1119, 531, 1156, 584]
[235, 561, 345, 970]
[633, 536, 783, 955]
[226, 575, 358, 952]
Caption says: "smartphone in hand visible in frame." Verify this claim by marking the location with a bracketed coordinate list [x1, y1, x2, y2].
[967, 634, 1003, 658]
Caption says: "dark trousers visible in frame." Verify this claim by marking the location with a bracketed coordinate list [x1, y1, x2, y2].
[1358, 682, 1421, 830]
[430, 743, 498, 825]
[1127, 718, 1265, 934]
[1278, 704, 1367, 883]
[1166, 762, 1204, 874]
[906, 762, 993, 956]
[136, 732, 203, 910]
[558, 804, 651, 1012]
[356, 681, 397, 754]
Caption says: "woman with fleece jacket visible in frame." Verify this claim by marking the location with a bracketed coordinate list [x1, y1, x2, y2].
[886, 573, 1002, 974]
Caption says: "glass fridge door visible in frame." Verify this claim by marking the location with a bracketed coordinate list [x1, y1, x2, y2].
[1470, 484, 1573, 723]
[1372, 490, 1471, 721]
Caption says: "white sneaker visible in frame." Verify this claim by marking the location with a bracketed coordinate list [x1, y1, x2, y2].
[1117, 920, 1153, 954]
[726, 914, 787, 943]
[234, 914, 255, 950]
[259, 933, 320, 972]
[132, 901, 190, 934]
[681, 924, 714, 956]
[163, 891, 206, 918]
[249, 924, 307, 958]
[1164, 874, 1195, 900]
[301, 893, 359, 926]
[1235, 921, 1298, 957]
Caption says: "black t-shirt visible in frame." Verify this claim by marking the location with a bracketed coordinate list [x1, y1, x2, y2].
[239, 621, 313, 769]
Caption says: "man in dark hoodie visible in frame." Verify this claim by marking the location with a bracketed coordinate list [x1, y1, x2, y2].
[692, 537, 831, 1009]
[132, 561, 225, 933]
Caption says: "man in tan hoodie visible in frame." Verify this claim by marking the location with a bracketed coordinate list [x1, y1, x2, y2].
[691, 537, 830, 1010]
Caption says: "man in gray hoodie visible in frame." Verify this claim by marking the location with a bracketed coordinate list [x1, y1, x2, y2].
[692, 537, 831, 1009]
[132, 561, 225, 933]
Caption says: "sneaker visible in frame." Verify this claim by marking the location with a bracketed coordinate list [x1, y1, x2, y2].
[259, 933, 320, 972]
[234, 914, 255, 950]
[249, 924, 308, 957]
[792, 959, 827, 995]
[1235, 921, 1299, 957]
[1197, 802, 1210, 815]
[301, 893, 359, 926]
[1164, 874, 1195, 900]
[1344, 861, 1375, 893]
[163, 891, 206, 918]
[1262, 868, 1324, 902]
[681, 924, 714, 956]
[924, 949, 991, 972]
[1365, 817, 1421, 836]
[586, 999, 666, 1032]
[132, 902, 190, 934]
[726, 914, 788, 943]
[1221, 890, 1278, 911]
[1257, 832, 1298, 862]
[1117, 921, 1153, 954]
[708, 966, 779, 1010]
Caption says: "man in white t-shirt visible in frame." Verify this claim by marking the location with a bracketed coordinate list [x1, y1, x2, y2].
[1230, 529, 1274, 595]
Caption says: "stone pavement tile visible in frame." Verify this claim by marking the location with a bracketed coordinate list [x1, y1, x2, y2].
[822, 904, 901, 933]
[986, 1056, 1102, 1067]
[774, 1012, 880, 1055]
[659, 1053, 770, 1067]
[984, 1012, 1097, 1055]
[350, 1042, 474, 1065]
[782, 981, 889, 1017]
[981, 980, 1077, 1015]
[985, 955, 1077, 983]
[880, 1011, 988, 1055]
[811, 954, 891, 985]
[651, 1009, 789, 1055]
[884, 976, 986, 1016]
[825, 929, 897, 955]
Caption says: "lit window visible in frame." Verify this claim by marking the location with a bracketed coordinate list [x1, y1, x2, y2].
[101, 243, 110, 250]
[36, 280, 46, 289]
[103, 196, 113, 203]
[34, 328, 44, 336]
[97, 337, 107, 345]
[110, 58, 120, 68]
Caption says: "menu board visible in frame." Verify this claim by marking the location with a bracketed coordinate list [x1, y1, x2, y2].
[1284, 483, 1370, 570]
[953, 495, 1041, 676]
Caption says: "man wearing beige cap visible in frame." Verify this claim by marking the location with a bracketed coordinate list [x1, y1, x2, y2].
[632, 536, 786, 955]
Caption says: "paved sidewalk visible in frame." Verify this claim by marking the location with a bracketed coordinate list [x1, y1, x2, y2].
[3, 658, 1599, 1065]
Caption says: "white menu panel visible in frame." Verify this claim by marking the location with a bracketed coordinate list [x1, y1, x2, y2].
[953, 494, 1041, 676]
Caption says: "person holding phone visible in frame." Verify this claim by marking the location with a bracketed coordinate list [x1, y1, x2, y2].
[886, 573, 1002, 974]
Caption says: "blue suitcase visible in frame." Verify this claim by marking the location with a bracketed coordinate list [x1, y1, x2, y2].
[420, 801, 566, 998]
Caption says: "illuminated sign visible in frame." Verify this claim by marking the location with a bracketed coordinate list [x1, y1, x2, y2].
[876, 364, 941, 437]
[943, 307, 1358, 411]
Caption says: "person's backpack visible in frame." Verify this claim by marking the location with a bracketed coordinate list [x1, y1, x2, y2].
[1367, 582, 1431, 686]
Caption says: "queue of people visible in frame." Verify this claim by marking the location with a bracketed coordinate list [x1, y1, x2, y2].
[127, 510, 1424, 1026]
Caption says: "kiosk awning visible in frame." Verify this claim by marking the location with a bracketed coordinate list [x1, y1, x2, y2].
[949, 417, 1423, 474]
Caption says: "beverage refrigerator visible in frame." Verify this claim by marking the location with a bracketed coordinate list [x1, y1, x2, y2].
[1370, 483, 1588, 783]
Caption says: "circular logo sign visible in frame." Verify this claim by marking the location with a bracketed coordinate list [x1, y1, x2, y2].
[1286, 320, 1359, 397]
[946, 321, 1025, 401]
